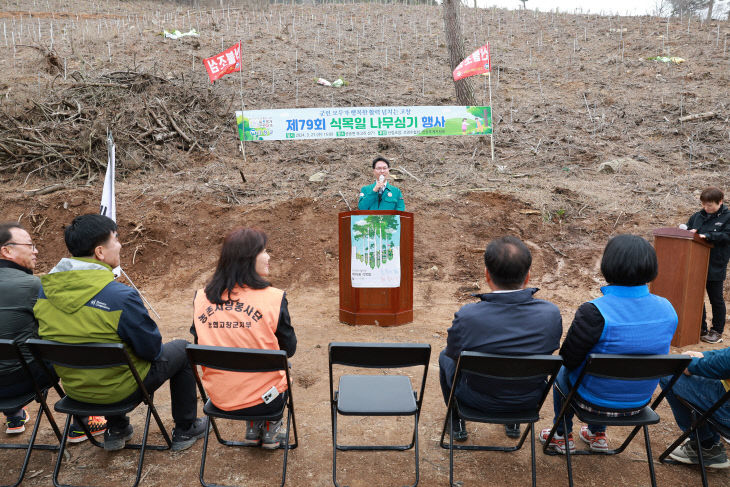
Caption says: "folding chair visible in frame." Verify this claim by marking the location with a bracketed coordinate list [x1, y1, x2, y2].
[25, 339, 172, 487]
[0, 339, 64, 487]
[185, 344, 298, 487]
[438, 352, 563, 487]
[329, 342, 430, 487]
[659, 387, 730, 487]
[542, 353, 691, 487]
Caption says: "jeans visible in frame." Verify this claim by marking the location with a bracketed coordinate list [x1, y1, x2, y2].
[659, 374, 730, 445]
[702, 280, 726, 334]
[107, 339, 197, 430]
[551, 367, 606, 436]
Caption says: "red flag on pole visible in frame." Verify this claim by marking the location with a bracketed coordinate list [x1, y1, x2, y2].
[452, 42, 491, 82]
[203, 43, 241, 83]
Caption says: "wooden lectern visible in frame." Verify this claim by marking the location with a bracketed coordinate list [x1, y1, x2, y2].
[338, 210, 413, 326]
[650, 228, 713, 347]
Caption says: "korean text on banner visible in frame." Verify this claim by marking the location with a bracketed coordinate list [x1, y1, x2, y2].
[204, 43, 241, 83]
[453, 43, 491, 81]
[236, 106, 492, 141]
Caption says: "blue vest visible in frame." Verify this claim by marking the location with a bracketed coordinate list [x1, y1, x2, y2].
[569, 285, 678, 409]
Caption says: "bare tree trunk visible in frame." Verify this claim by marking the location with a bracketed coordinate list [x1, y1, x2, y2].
[706, 0, 714, 21]
[442, 0, 476, 105]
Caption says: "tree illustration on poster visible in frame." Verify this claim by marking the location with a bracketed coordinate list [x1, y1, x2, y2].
[350, 215, 401, 288]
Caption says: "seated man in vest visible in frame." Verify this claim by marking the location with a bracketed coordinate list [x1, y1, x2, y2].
[659, 348, 730, 468]
[541, 235, 678, 454]
[34, 214, 206, 451]
[439, 236, 562, 441]
[0, 222, 106, 442]
[357, 156, 405, 211]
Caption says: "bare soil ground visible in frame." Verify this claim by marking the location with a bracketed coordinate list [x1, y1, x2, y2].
[1, 1, 730, 486]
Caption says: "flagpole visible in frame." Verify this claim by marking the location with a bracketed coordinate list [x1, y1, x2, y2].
[119, 268, 162, 320]
[488, 71, 494, 163]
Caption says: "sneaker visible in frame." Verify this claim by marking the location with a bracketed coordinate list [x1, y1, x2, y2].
[5, 408, 30, 434]
[171, 417, 208, 452]
[701, 330, 723, 344]
[261, 419, 284, 450]
[67, 416, 107, 444]
[540, 428, 576, 454]
[669, 440, 730, 469]
[104, 424, 134, 451]
[243, 420, 262, 446]
[579, 426, 609, 452]
[505, 423, 521, 439]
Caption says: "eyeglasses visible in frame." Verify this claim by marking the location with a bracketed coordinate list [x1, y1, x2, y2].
[3, 242, 37, 251]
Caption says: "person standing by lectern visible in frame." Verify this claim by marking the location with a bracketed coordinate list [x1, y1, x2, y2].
[687, 187, 730, 344]
[357, 156, 405, 211]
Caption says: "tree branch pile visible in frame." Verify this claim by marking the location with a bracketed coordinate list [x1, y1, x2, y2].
[0, 69, 229, 179]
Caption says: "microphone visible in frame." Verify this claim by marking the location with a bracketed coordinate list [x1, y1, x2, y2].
[378, 175, 385, 195]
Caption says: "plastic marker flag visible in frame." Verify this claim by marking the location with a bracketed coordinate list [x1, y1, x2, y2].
[204, 42, 241, 83]
[453, 42, 491, 81]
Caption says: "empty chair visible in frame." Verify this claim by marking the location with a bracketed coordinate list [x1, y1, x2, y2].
[329, 342, 430, 487]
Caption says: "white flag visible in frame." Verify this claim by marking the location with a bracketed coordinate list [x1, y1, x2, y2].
[100, 132, 116, 222]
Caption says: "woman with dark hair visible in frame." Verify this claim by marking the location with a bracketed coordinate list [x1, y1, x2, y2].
[191, 228, 296, 449]
[540, 235, 678, 454]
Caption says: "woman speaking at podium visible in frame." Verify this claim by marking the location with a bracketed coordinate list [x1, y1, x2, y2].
[357, 156, 405, 211]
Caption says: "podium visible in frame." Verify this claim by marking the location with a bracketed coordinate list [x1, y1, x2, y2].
[338, 210, 413, 326]
[650, 228, 713, 347]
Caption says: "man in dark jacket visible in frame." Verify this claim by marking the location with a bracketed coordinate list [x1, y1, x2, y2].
[687, 187, 730, 344]
[439, 236, 562, 441]
[0, 222, 106, 441]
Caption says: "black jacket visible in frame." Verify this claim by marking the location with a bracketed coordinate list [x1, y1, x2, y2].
[687, 204, 730, 281]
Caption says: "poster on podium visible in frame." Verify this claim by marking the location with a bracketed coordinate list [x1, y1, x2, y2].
[350, 214, 401, 288]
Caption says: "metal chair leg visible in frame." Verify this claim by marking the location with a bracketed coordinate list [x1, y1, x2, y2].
[642, 425, 657, 487]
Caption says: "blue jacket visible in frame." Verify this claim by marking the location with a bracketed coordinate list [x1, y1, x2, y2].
[568, 285, 678, 409]
[444, 288, 562, 410]
[688, 347, 730, 379]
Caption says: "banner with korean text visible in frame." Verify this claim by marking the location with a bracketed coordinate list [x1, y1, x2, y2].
[236, 106, 492, 141]
[204, 43, 241, 83]
[351, 214, 401, 288]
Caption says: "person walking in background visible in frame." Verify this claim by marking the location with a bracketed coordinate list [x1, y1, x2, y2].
[191, 227, 296, 449]
[686, 187, 730, 344]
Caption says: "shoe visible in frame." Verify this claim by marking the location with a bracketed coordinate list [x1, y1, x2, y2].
[448, 417, 468, 442]
[172, 417, 208, 451]
[669, 440, 730, 469]
[67, 416, 107, 444]
[104, 424, 134, 451]
[540, 428, 576, 454]
[701, 330, 724, 344]
[505, 423, 521, 439]
[579, 426, 609, 452]
[5, 408, 30, 434]
[243, 420, 262, 446]
[261, 420, 284, 449]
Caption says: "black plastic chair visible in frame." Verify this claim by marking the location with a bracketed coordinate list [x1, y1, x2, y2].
[0, 339, 64, 487]
[659, 387, 730, 487]
[185, 344, 298, 487]
[329, 342, 430, 487]
[542, 353, 692, 487]
[438, 352, 563, 487]
[25, 339, 172, 487]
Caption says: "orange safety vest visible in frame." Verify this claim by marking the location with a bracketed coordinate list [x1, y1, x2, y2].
[193, 285, 286, 411]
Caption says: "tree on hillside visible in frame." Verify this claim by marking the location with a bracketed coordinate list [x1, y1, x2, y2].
[442, 0, 476, 105]
[669, 0, 709, 16]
